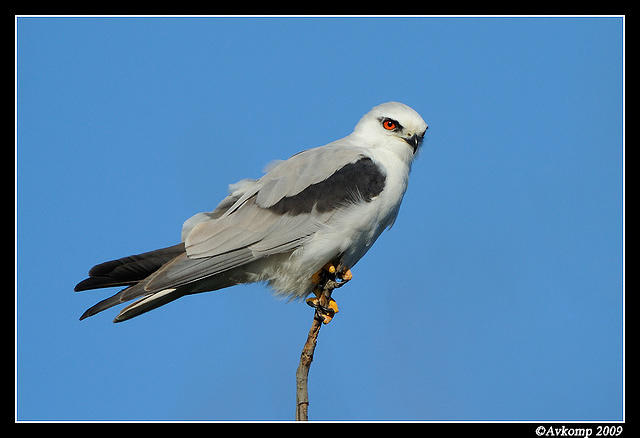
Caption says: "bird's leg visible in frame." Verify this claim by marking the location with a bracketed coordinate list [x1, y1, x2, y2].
[305, 261, 354, 323]
[305, 288, 339, 324]
[310, 262, 336, 285]
[306, 262, 342, 324]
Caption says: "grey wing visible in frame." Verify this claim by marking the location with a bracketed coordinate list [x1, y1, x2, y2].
[90, 193, 328, 322]
[79, 143, 387, 322]
[254, 142, 369, 208]
[144, 143, 371, 293]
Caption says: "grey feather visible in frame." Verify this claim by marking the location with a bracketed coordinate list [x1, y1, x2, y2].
[255, 142, 367, 208]
[182, 143, 370, 261]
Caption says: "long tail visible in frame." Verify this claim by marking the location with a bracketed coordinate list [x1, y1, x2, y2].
[75, 243, 187, 321]
[75, 242, 245, 322]
[74, 243, 186, 292]
[111, 271, 238, 323]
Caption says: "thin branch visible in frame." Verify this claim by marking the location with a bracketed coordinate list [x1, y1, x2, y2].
[295, 277, 343, 421]
[295, 312, 322, 421]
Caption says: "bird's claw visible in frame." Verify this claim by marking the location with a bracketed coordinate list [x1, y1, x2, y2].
[307, 262, 352, 323]
[311, 262, 334, 284]
[306, 297, 339, 324]
[311, 262, 353, 285]
[337, 268, 352, 283]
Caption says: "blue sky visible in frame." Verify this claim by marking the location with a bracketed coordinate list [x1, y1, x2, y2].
[16, 16, 624, 421]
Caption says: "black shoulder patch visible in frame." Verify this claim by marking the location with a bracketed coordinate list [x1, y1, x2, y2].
[268, 157, 386, 216]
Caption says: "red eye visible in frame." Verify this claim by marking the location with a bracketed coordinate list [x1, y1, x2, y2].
[383, 119, 397, 130]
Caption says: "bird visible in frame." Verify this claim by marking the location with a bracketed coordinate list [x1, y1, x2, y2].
[75, 102, 428, 323]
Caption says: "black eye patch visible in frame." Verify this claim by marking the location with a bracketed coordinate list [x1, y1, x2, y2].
[378, 117, 403, 132]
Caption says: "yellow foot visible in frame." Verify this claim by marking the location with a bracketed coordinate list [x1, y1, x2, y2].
[340, 269, 353, 281]
[334, 264, 353, 283]
[305, 297, 339, 324]
[310, 262, 337, 284]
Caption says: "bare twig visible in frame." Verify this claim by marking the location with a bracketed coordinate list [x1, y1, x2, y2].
[295, 277, 343, 421]
[295, 312, 323, 421]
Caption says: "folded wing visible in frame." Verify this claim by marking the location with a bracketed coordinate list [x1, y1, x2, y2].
[77, 142, 387, 321]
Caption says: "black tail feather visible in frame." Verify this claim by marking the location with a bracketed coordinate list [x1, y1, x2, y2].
[74, 243, 185, 292]
[78, 286, 136, 320]
[113, 288, 185, 323]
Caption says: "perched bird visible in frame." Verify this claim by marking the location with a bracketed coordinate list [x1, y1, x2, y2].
[75, 102, 428, 323]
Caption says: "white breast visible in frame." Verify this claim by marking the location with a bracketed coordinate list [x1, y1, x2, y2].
[261, 144, 414, 299]
[295, 147, 411, 271]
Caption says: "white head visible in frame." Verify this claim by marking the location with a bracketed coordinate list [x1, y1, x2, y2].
[353, 102, 428, 155]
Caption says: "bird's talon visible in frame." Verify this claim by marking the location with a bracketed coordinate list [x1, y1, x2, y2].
[333, 266, 352, 283]
[307, 297, 339, 324]
[328, 299, 339, 314]
[320, 313, 334, 324]
[317, 305, 336, 324]
[310, 263, 338, 284]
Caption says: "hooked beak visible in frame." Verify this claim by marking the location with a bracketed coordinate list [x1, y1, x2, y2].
[403, 132, 424, 153]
